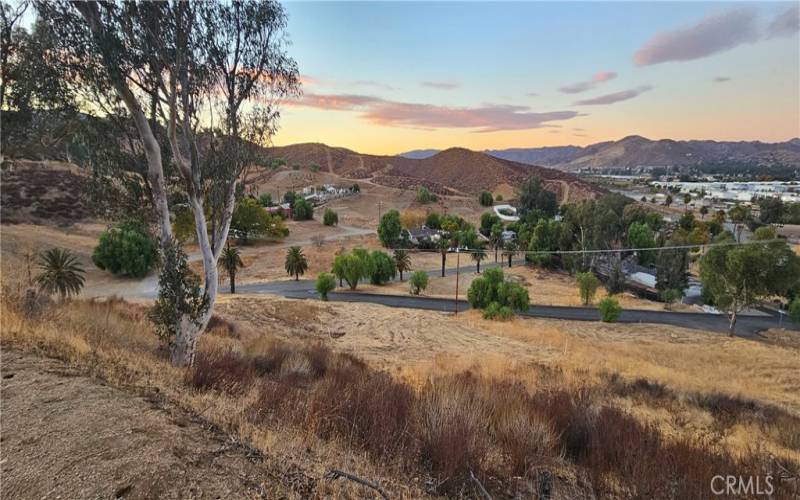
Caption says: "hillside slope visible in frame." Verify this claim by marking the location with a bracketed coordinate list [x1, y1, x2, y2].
[269, 143, 601, 202]
[483, 136, 800, 170]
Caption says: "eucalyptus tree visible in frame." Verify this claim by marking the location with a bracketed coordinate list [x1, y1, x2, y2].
[37, 1, 299, 365]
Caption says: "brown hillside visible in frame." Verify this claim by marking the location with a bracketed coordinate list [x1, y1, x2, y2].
[268, 143, 601, 202]
[1, 161, 93, 224]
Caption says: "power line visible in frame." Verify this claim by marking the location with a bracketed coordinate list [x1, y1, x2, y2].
[384, 238, 787, 257]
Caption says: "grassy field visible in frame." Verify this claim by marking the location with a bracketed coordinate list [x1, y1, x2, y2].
[3, 292, 798, 498]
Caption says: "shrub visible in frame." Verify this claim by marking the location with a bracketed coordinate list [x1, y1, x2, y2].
[187, 349, 254, 395]
[409, 270, 428, 295]
[598, 297, 622, 322]
[377, 209, 402, 247]
[369, 250, 396, 285]
[292, 198, 314, 221]
[322, 208, 338, 226]
[468, 268, 529, 319]
[172, 207, 196, 242]
[231, 197, 288, 243]
[576, 271, 599, 306]
[661, 288, 682, 309]
[315, 273, 336, 300]
[788, 297, 800, 323]
[496, 194, 503, 201]
[92, 220, 157, 277]
[425, 211, 442, 229]
[332, 248, 374, 290]
[416, 187, 437, 204]
[478, 191, 493, 206]
[483, 301, 513, 320]
[258, 193, 273, 207]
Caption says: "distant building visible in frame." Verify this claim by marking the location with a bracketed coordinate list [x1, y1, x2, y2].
[408, 226, 442, 245]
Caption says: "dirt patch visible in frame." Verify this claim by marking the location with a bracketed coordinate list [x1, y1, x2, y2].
[0, 350, 297, 499]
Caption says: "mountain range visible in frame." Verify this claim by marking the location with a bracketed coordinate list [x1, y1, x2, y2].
[401, 136, 800, 171]
[266, 143, 603, 202]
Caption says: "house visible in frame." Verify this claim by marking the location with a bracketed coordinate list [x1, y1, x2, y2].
[265, 202, 293, 219]
[408, 226, 442, 245]
[501, 230, 516, 242]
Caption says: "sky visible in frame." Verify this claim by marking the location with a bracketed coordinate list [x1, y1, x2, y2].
[271, 1, 800, 155]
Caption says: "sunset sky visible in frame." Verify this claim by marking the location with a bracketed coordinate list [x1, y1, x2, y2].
[273, 2, 800, 155]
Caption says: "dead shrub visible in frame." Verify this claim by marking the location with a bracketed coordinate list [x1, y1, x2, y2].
[187, 349, 254, 395]
[416, 373, 489, 488]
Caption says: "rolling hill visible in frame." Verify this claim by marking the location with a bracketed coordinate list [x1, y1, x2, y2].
[403, 136, 800, 171]
[267, 143, 602, 202]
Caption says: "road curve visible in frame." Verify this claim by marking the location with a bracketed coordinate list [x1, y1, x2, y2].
[235, 282, 797, 338]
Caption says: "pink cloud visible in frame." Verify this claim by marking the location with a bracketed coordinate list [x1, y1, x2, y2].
[420, 81, 460, 90]
[560, 71, 617, 94]
[288, 93, 578, 132]
[633, 8, 759, 66]
[574, 85, 653, 106]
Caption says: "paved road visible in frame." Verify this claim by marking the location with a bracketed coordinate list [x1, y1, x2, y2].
[236, 279, 797, 338]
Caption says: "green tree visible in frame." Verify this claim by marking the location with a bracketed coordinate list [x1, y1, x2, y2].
[232, 198, 288, 244]
[699, 205, 709, 219]
[605, 261, 626, 295]
[284, 246, 308, 281]
[789, 298, 800, 323]
[378, 209, 402, 247]
[258, 193, 273, 207]
[664, 194, 673, 207]
[425, 212, 442, 229]
[480, 212, 501, 235]
[332, 248, 374, 290]
[627, 222, 656, 266]
[728, 205, 751, 243]
[416, 187, 437, 204]
[655, 240, 689, 297]
[661, 288, 682, 309]
[409, 270, 429, 295]
[437, 236, 450, 277]
[218, 245, 244, 294]
[598, 297, 622, 322]
[479, 191, 494, 206]
[323, 208, 338, 226]
[527, 219, 560, 267]
[35, 248, 86, 300]
[471, 244, 487, 273]
[283, 191, 298, 205]
[683, 193, 691, 205]
[292, 198, 314, 221]
[467, 267, 529, 319]
[173, 207, 196, 242]
[315, 272, 336, 301]
[37, 0, 300, 366]
[394, 249, 411, 281]
[502, 240, 516, 268]
[758, 197, 784, 224]
[92, 221, 158, 278]
[370, 250, 396, 285]
[517, 175, 557, 217]
[701, 230, 800, 335]
[490, 223, 503, 263]
[576, 272, 599, 306]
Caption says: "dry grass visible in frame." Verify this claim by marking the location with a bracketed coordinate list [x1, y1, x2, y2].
[3, 292, 800, 498]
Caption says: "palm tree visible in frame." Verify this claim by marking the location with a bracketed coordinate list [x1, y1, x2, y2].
[35, 248, 86, 300]
[437, 237, 450, 277]
[394, 249, 411, 281]
[219, 245, 244, 294]
[502, 241, 517, 268]
[490, 223, 503, 263]
[285, 246, 308, 280]
[471, 244, 487, 273]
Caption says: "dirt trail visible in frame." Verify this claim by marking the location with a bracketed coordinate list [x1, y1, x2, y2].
[0, 350, 301, 500]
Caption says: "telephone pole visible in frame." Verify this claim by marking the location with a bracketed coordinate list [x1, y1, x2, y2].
[454, 248, 460, 315]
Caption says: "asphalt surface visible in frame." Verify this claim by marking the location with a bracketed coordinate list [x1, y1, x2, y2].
[235, 276, 797, 338]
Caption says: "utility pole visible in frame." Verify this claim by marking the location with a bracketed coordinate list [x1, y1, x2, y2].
[454, 248, 460, 315]
[378, 201, 383, 220]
